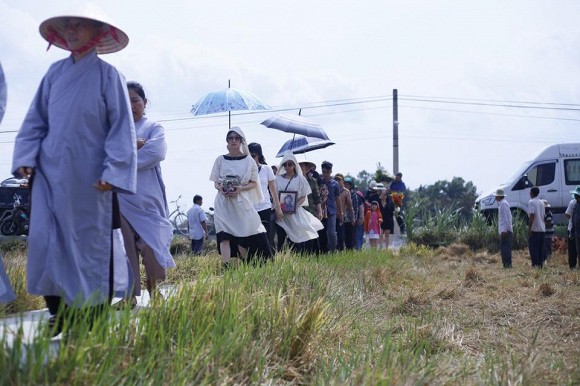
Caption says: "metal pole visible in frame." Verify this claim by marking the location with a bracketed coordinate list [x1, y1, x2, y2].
[393, 89, 399, 174]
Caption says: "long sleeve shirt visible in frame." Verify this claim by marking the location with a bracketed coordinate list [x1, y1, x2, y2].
[497, 199, 513, 234]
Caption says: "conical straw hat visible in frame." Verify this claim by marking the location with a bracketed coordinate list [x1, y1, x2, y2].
[39, 3, 128, 54]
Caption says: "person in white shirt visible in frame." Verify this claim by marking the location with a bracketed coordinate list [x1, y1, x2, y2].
[248, 142, 283, 253]
[187, 195, 208, 255]
[565, 194, 578, 269]
[495, 189, 513, 268]
[527, 186, 545, 268]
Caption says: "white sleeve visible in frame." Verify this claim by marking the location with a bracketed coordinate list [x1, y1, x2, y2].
[566, 200, 575, 216]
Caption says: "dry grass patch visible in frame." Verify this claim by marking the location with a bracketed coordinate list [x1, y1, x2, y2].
[393, 292, 431, 317]
[464, 266, 485, 287]
[538, 282, 556, 297]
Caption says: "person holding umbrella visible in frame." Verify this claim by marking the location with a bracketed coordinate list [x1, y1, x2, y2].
[11, 5, 136, 335]
[210, 127, 272, 267]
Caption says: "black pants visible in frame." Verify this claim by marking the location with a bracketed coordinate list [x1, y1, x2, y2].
[336, 220, 345, 251]
[318, 219, 329, 253]
[572, 234, 580, 269]
[217, 231, 273, 262]
[344, 222, 355, 250]
[275, 224, 319, 255]
[258, 208, 276, 255]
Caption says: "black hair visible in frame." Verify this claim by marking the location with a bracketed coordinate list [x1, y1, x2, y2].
[248, 142, 267, 165]
[530, 186, 540, 197]
[193, 195, 203, 204]
[127, 81, 146, 101]
[321, 161, 333, 171]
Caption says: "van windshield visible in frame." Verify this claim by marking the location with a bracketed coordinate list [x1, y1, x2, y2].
[504, 161, 532, 185]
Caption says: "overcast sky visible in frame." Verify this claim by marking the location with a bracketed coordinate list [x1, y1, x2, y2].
[1, 0, 579, 212]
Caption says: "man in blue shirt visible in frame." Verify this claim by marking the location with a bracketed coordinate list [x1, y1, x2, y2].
[390, 172, 406, 193]
[321, 161, 343, 252]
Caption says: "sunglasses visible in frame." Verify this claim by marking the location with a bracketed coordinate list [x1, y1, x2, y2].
[227, 135, 242, 142]
[282, 162, 295, 168]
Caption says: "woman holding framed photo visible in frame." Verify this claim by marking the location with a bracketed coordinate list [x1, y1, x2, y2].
[274, 153, 324, 254]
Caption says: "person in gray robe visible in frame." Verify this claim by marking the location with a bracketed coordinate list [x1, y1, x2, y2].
[0, 60, 16, 304]
[11, 7, 136, 333]
[0, 61, 6, 123]
[116, 81, 174, 308]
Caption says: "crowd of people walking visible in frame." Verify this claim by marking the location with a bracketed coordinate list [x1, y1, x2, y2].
[202, 130, 407, 266]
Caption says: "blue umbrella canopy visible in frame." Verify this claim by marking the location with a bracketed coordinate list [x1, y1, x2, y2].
[276, 136, 335, 158]
[190, 80, 270, 128]
[261, 113, 329, 140]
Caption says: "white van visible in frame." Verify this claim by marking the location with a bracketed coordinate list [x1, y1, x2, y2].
[475, 143, 580, 224]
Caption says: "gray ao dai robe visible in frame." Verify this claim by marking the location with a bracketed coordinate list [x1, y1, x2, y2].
[11, 51, 137, 306]
[0, 63, 15, 303]
[118, 117, 174, 269]
[0, 61, 6, 124]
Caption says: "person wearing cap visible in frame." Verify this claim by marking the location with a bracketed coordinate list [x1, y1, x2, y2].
[297, 155, 322, 221]
[495, 188, 513, 268]
[568, 186, 580, 269]
[11, 5, 136, 334]
[542, 199, 554, 263]
[248, 142, 282, 254]
[334, 173, 355, 250]
[320, 161, 343, 252]
[565, 189, 579, 269]
[527, 186, 545, 268]
[210, 127, 272, 267]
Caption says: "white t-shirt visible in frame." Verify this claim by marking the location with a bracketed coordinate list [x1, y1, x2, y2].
[255, 164, 275, 212]
[528, 197, 546, 232]
[187, 204, 207, 240]
[565, 198, 576, 231]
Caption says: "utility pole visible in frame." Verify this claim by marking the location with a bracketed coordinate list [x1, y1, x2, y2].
[393, 89, 399, 174]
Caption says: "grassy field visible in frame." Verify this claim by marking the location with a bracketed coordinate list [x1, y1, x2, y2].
[1, 239, 579, 385]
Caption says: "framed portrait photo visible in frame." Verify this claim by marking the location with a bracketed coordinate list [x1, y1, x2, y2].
[279, 191, 297, 214]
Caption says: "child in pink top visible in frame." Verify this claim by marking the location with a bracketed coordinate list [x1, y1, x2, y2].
[364, 201, 383, 249]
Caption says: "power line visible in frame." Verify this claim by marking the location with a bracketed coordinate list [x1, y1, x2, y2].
[399, 97, 580, 111]
[399, 104, 580, 122]
[400, 93, 580, 108]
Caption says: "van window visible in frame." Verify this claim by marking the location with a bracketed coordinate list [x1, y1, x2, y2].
[526, 162, 555, 187]
[564, 159, 580, 185]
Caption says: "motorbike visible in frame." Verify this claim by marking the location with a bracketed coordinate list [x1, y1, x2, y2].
[0, 194, 29, 236]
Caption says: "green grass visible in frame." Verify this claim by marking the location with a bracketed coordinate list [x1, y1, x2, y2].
[1, 244, 579, 385]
